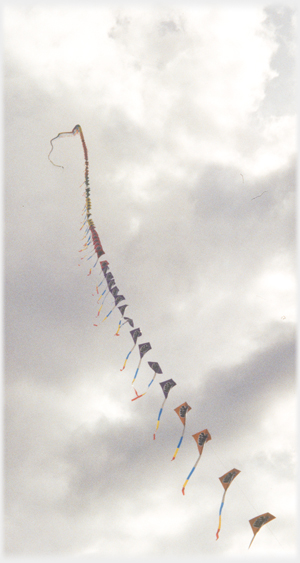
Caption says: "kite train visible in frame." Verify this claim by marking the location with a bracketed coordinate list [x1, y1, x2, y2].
[49, 125, 277, 550]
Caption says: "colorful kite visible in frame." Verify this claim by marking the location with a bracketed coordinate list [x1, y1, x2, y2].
[182, 429, 211, 495]
[171, 402, 192, 461]
[248, 512, 276, 549]
[132, 342, 152, 385]
[120, 328, 142, 371]
[216, 468, 240, 539]
[153, 379, 176, 440]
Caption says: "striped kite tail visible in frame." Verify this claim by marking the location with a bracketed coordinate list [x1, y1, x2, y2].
[120, 343, 136, 371]
[182, 454, 201, 495]
[216, 491, 226, 539]
[153, 399, 166, 440]
[171, 426, 185, 461]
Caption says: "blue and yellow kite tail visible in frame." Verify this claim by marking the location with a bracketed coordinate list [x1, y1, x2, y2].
[153, 398, 167, 440]
[102, 304, 116, 323]
[171, 424, 186, 461]
[120, 342, 136, 372]
[216, 490, 226, 539]
[131, 357, 143, 385]
[182, 453, 201, 495]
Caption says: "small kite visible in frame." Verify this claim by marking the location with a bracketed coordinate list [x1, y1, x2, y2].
[153, 379, 176, 440]
[147, 361, 163, 387]
[182, 429, 211, 495]
[171, 402, 192, 461]
[120, 328, 142, 371]
[131, 342, 152, 385]
[248, 512, 276, 549]
[216, 468, 240, 539]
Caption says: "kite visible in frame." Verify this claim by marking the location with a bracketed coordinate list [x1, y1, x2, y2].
[171, 402, 192, 461]
[216, 468, 240, 540]
[120, 328, 142, 371]
[131, 342, 152, 385]
[147, 361, 163, 388]
[153, 379, 176, 440]
[248, 512, 276, 549]
[182, 429, 211, 495]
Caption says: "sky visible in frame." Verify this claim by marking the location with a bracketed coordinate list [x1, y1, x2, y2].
[3, 0, 297, 560]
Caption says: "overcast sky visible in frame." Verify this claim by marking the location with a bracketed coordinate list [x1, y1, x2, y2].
[4, 1, 297, 560]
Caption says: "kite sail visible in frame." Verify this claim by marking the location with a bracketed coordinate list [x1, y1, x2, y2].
[153, 379, 176, 440]
[248, 512, 276, 549]
[171, 402, 191, 461]
[182, 429, 211, 495]
[216, 468, 240, 539]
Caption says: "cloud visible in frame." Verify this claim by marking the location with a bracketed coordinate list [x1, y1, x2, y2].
[4, 3, 296, 558]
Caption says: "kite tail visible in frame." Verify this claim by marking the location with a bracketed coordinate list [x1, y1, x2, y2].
[148, 374, 157, 388]
[102, 305, 116, 323]
[248, 534, 256, 550]
[115, 318, 130, 336]
[182, 454, 201, 495]
[48, 125, 80, 168]
[96, 290, 107, 316]
[131, 357, 142, 385]
[216, 491, 226, 540]
[153, 398, 166, 440]
[120, 343, 136, 371]
[171, 425, 185, 461]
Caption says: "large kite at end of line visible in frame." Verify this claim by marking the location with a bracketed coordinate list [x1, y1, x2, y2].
[248, 512, 276, 549]
[182, 429, 211, 495]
